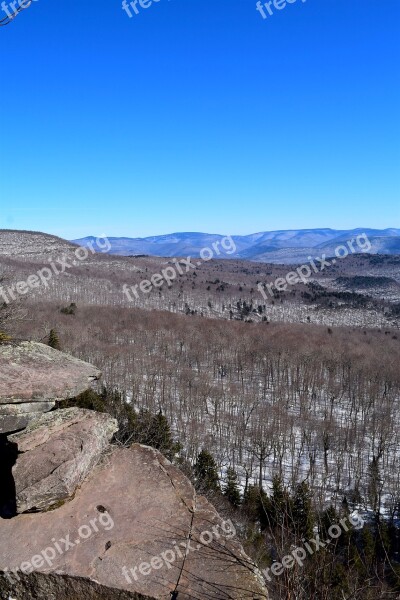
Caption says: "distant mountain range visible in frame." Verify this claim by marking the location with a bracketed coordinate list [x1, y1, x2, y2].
[73, 228, 400, 264]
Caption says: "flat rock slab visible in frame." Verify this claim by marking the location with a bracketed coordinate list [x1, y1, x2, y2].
[0, 341, 101, 434]
[0, 341, 101, 403]
[9, 408, 118, 514]
[0, 445, 268, 600]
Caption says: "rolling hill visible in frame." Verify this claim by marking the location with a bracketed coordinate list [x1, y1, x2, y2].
[73, 228, 400, 263]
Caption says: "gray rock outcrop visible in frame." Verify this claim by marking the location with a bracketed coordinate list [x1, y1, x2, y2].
[0, 341, 101, 434]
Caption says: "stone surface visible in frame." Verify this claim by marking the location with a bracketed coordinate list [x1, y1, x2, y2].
[9, 408, 118, 513]
[0, 402, 55, 435]
[0, 571, 157, 600]
[0, 444, 269, 600]
[0, 341, 101, 402]
[0, 341, 101, 434]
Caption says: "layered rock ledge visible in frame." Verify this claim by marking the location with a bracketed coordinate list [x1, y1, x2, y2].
[0, 341, 101, 433]
[10, 408, 118, 513]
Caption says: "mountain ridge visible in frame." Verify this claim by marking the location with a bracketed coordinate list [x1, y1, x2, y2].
[72, 228, 400, 264]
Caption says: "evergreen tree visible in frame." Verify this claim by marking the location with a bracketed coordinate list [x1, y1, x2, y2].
[133, 407, 153, 440]
[292, 481, 314, 539]
[47, 329, 61, 350]
[224, 466, 241, 507]
[265, 475, 292, 531]
[320, 505, 339, 540]
[148, 411, 180, 461]
[359, 525, 375, 574]
[194, 449, 220, 492]
[368, 456, 381, 515]
[242, 484, 268, 525]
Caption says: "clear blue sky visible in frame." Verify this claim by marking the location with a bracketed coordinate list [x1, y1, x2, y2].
[0, 0, 399, 238]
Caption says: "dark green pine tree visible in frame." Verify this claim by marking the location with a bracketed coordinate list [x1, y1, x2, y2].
[148, 411, 180, 461]
[292, 481, 314, 539]
[242, 484, 269, 527]
[319, 505, 340, 544]
[224, 467, 241, 507]
[359, 525, 375, 573]
[47, 329, 61, 350]
[242, 484, 262, 522]
[134, 407, 153, 440]
[266, 475, 292, 531]
[194, 449, 220, 492]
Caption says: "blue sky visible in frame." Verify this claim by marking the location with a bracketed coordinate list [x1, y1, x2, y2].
[0, 0, 399, 238]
